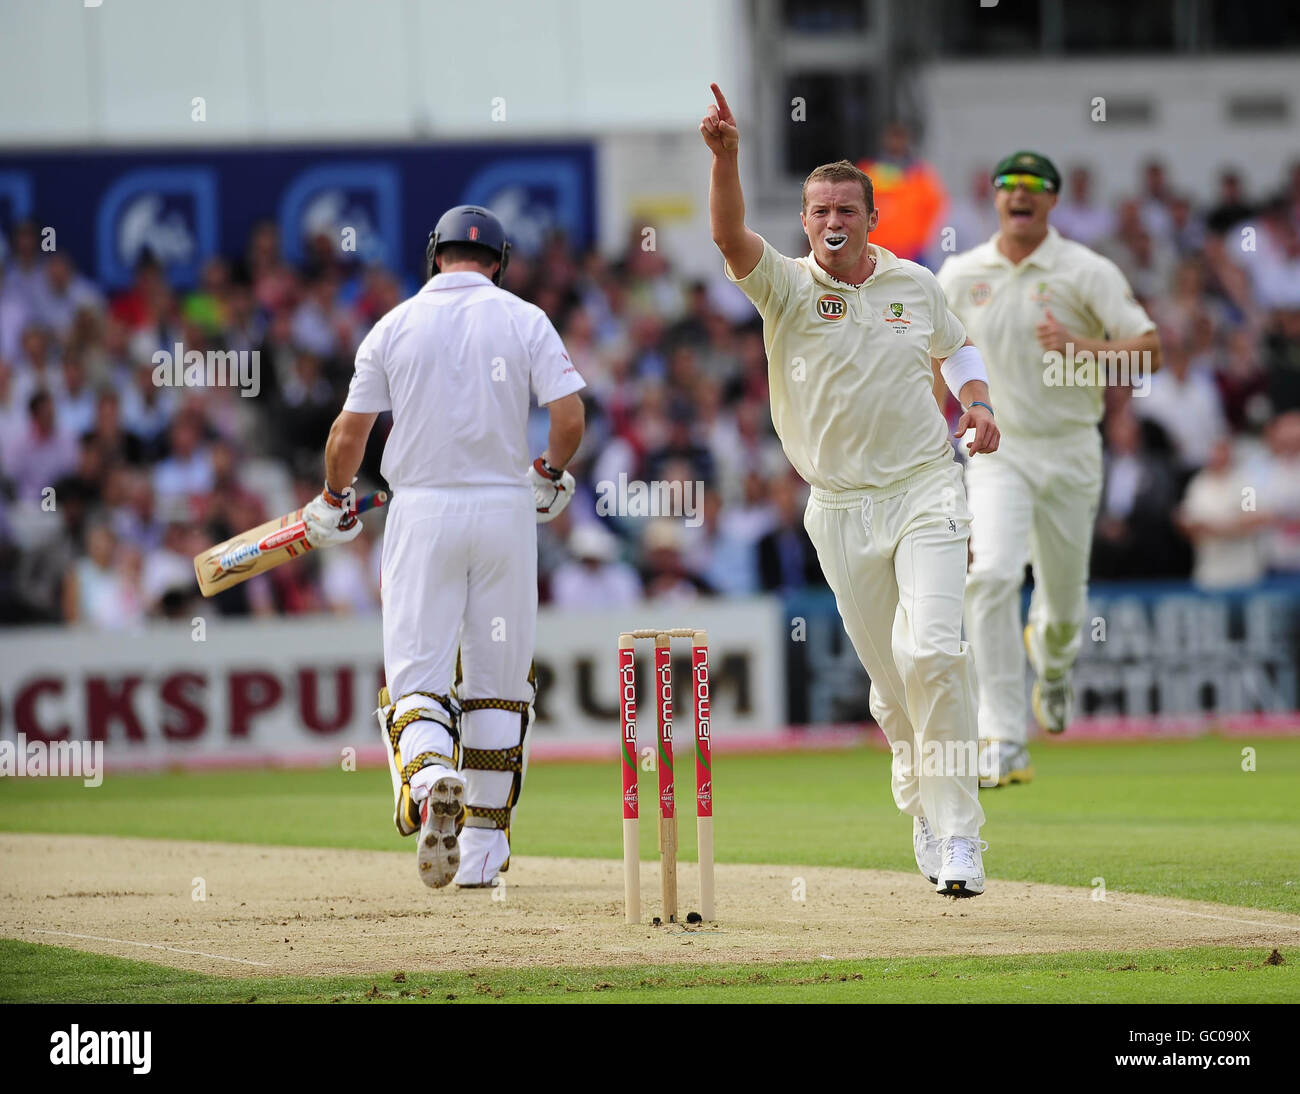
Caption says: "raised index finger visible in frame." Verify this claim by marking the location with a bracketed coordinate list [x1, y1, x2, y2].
[710, 83, 732, 117]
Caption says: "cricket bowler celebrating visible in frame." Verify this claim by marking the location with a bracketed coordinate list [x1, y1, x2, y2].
[937, 152, 1160, 784]
[302, 205, 585, 888]
[701, 85, 1000, 896]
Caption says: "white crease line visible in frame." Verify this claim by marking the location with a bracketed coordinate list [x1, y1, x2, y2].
[11, 927, 272, 967]
[1104, 900, 1300, 933]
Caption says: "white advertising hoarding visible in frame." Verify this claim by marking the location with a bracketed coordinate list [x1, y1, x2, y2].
[0, 598, 784, 768]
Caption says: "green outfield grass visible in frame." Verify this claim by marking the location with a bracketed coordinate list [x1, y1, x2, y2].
[1, 938, 1293, 1004]
[1, 736, 1297, 913]
[3, 736, 1298, 1002]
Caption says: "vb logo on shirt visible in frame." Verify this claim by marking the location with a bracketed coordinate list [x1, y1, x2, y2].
[816, 293, 847, 321]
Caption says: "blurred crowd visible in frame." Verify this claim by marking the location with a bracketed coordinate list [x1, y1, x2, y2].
[2, 153, 1300, 629]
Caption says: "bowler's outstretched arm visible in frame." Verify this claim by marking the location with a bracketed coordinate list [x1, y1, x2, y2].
[701, 83, 763, 279]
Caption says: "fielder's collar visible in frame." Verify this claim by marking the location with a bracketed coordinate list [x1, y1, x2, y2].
[983, 225, 1064, 270]
[423, 271, 495, 292]
[806, 243, 899, 288]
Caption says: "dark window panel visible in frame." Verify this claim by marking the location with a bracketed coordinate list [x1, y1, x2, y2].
[783, 72, 876, 177]
[934, 0, 1042, 57]
[1062, 0, 1176, 53]
[1206, 0, 1300, 49]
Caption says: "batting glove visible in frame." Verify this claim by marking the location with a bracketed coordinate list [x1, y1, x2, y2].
[303, 484, 365, 548]
[528, 457, 575, 523]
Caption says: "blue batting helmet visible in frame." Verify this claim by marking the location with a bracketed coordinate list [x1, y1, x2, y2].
[426, 205, 511, 285]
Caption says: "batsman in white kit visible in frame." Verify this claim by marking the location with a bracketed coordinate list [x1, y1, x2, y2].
[937, 152, 1160, 785]
[302, 205, 585, 889]
[701, 85, 1000, 895]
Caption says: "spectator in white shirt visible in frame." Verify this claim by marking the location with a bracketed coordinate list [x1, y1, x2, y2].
[62, 521, 144, 629]
[142, 510, 201, 617]
[0, 264, 34, 363]
[1138, 159, 1176, 241]
[8, 390, 78, 503]
[2, 219, 47, 314]
[118, 344, 177, 453]
[1150, 257, 1226, 350]
[1134, 335, 1227, 471]
[551, 523, 642, 608]
[1167, 194, 1207, 257]
[11, 324, 63, 407]
[692, 483, 774, 596]
[1053, 166, 1116, 246]
[1100, 200, 1178, 303]
[319, 534, 382, 615]
[36, 252, 103, 341]
[55, 350, 97, 440]
[706, 397, 786, 505]
[291, 272, 351, 358]
[1177, 436, 1270, 589]
[1253, 411, 1300, 573]
[1244, 198, 1300, 310]
[152, 416, 214, 499]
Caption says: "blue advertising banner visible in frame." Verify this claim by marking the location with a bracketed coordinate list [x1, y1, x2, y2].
[0, 142, 596, 288]
[785, 577, 1300, 733]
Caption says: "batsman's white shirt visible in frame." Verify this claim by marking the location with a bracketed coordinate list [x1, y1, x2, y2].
[728, 239, 983, 838]
[344, 271, 584, 864]
[344, 271, 584, 487]
[937, 229, 1156, 744]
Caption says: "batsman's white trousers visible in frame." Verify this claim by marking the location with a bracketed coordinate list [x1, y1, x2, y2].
[381, 485, 537, 816]
[805, 460, 984, 840]
[964, 428, 1102, 745]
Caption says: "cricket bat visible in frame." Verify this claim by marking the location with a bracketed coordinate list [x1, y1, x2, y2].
[194, 491, 388, 597]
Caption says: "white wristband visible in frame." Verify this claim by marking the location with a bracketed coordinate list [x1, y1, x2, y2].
[940, 343, 988, 401]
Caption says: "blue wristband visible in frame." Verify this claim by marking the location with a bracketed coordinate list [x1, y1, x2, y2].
[968, 400, 994, 416]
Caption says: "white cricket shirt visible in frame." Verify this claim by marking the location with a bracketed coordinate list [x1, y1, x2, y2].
[727, 238, 967, 491]
[343, 271, 585, 489]
[937, 227, 1155, 439]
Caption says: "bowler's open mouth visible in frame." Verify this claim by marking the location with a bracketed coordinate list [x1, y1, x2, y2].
[824, 233, 848, 251]
[1009, 205, 1033, 222]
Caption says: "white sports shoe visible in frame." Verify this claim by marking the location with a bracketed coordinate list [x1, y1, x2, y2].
[913, 816, 941, 884]
[415, 768, 465, 889]
[936, 836, 987, 898]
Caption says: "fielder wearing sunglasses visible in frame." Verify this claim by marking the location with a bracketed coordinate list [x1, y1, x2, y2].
[935, 149, 1161, 787]
[993, 172, 1057, 193]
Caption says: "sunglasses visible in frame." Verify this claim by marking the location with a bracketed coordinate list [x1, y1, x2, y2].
[993, 173, 1056, 194]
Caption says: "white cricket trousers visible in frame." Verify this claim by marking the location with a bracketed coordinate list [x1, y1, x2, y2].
[381, 485, 537, 822]
[964, 429, 1102, 745]
[804, 460, 984, 840]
